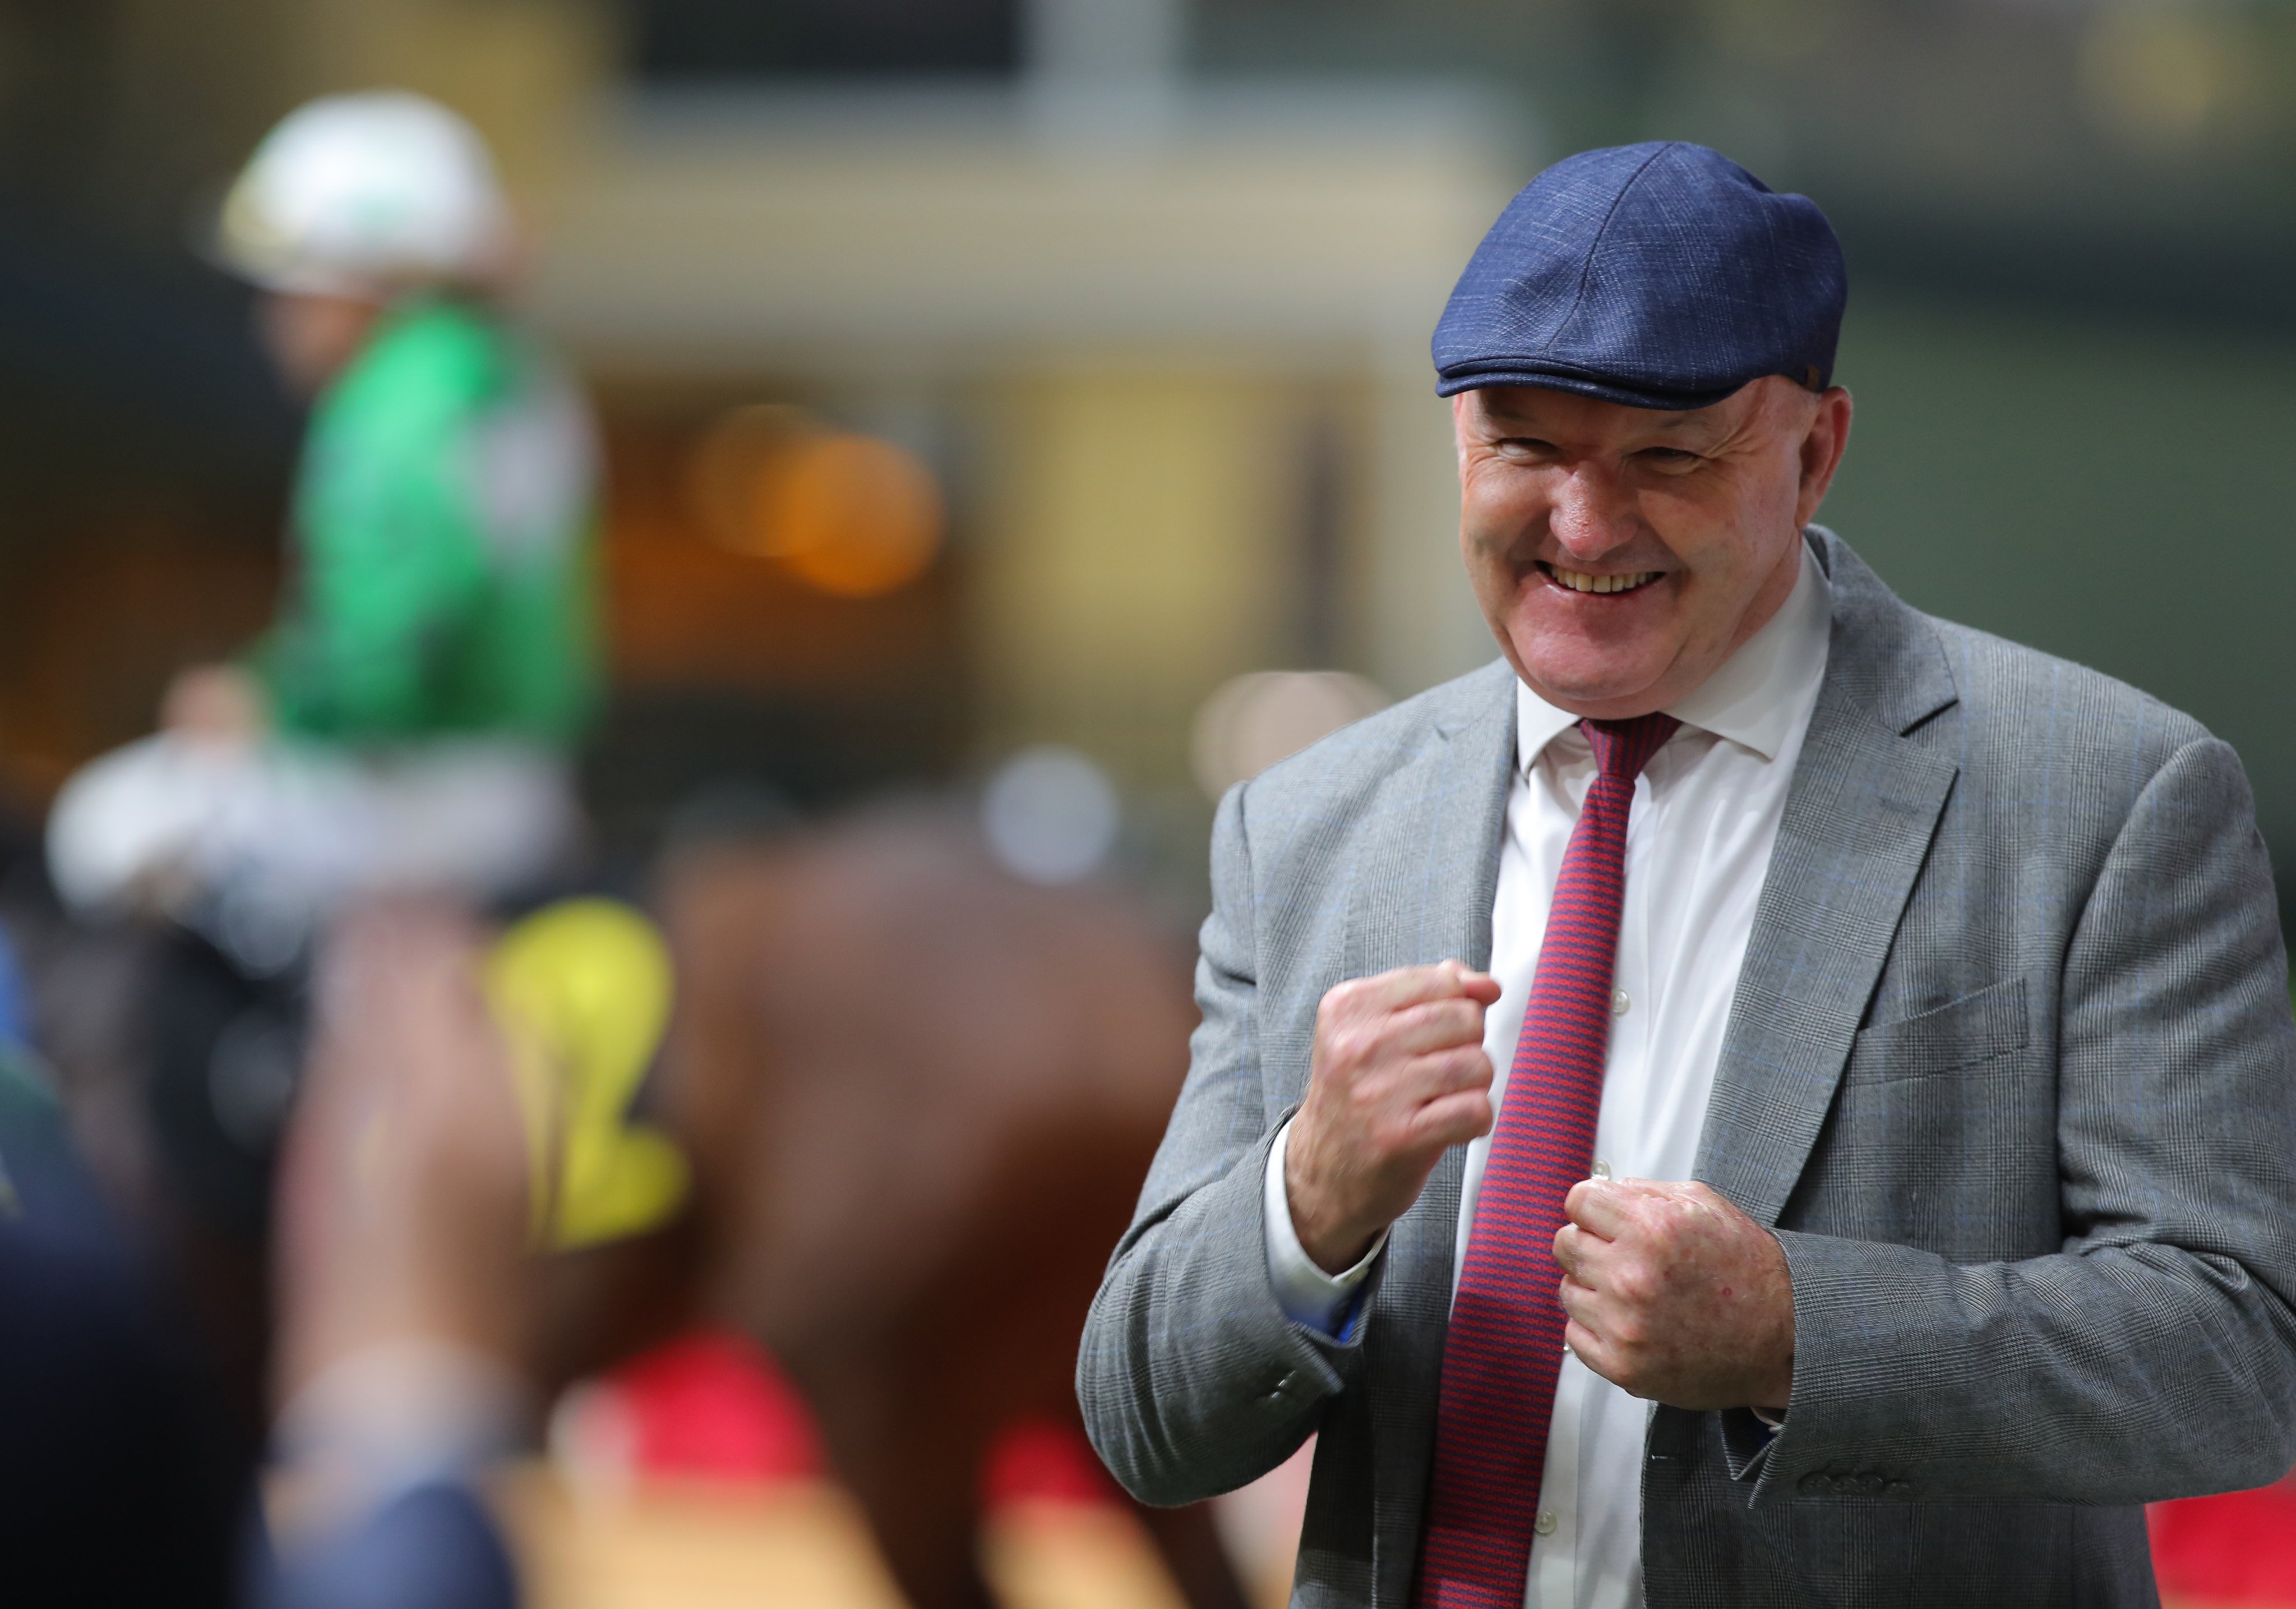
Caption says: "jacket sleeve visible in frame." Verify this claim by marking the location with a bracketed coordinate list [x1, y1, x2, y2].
[1078, 781, 1374, 1506]
[1753, 735, 2296, 1504]
[262, 1481, 518, 1609]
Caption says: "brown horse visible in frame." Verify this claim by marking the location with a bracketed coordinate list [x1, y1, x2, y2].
[655, 806, 1240, 1609]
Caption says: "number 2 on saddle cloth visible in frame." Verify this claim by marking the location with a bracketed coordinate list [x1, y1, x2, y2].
[485, 899, 690, 1252]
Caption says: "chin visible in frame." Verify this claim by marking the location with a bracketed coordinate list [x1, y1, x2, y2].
[1507, 635, 1672, 713]
[1522, 675, 1664, 716]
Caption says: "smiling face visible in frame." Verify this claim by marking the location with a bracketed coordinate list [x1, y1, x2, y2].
[1454, 375, 1852, 720]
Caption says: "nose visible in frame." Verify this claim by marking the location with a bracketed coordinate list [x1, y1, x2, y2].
[1546, 462, 1639, 563]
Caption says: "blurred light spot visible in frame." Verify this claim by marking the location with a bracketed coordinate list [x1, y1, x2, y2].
[2078, 2, 2266, 156]
[764, 432, 945, 598]
[682, 403, 809, 554]
[683, 407, 946, 598]
[1191, 671, 1389, 801]
[983, 746, 1121, 884]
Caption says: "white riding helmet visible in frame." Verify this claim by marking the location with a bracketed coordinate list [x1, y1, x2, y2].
[215, 91, 512, 296]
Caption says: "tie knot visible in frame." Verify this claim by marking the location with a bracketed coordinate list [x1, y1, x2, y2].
[1580, 712, 1680, 781]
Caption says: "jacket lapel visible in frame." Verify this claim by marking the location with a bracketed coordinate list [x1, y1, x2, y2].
[1694, 532, 1961, 1227]
[1345, 661, 1516, 1609]
[1342, 659, 1517, 984]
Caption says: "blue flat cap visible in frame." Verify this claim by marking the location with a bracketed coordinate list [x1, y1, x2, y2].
[1433, 142, 1846, 410]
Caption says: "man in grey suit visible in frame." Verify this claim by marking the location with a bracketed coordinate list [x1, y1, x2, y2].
[1079, 141, 2296, 1607]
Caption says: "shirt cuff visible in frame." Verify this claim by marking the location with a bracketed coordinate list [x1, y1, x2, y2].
[1264, 1119, 1389, 1336]
[270, 1339, 528, 1546]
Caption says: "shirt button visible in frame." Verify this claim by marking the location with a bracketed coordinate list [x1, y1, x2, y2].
[1611, 988, 1630, 1016]
[1533, 1510, 1558, 1537]
[1591, 1160, 1613, 1181]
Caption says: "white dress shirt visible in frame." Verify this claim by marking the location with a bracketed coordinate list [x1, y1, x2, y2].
[1263, 542, 1833, 1609]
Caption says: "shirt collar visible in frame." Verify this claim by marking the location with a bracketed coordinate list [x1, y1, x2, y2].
[1514, 538, 1833, 774]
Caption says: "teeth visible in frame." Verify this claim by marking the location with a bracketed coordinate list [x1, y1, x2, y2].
[1549, 565, 1659, 595]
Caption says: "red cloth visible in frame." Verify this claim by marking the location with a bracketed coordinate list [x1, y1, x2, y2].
[2150, 1479, 2296, 1605]
[978, 1418, 1126, 1511]
[1417, 714, 1679, 1609]
[602, 1329, 1124, 1513]
[606, 1327, 825, 1483]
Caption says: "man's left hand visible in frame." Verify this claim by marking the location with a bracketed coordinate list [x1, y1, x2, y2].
[1553, 1178, 1794, 1413]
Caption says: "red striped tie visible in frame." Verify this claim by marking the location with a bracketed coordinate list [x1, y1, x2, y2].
[1414, 712, 1679, 1609]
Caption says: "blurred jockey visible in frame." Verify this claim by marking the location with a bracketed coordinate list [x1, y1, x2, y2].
[47, 92, 599, 964]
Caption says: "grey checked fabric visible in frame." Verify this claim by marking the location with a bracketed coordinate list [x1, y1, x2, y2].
[1078, 530, 2296, 1609]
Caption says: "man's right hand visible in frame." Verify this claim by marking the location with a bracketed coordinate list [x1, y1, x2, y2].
[1285, 960, 1501, 1274]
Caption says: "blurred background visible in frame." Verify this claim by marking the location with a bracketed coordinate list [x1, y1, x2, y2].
[11, 0, 2294, 923]
[3, 2, 2295, 1606]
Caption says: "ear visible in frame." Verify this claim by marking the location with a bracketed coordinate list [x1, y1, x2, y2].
[1794, 386, 1853, 528]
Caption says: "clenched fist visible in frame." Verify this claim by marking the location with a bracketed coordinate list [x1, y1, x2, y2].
[1286, 961, 1502, 1274]
[1554, 1177, 1794, 1412]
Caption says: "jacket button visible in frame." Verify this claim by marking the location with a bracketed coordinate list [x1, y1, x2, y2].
[1797, 1472, 1827, 1496]
[1830, 1475, 1856, 1495]
[1886, 1480, 1914, 1499]
[1856, 1474, 1885, 1496]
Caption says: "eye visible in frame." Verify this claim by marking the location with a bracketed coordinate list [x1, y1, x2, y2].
[1637, 446, 1703, 473]
[1494, 435, 1561, 461]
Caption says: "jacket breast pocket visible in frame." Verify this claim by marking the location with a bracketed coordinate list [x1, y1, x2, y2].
[1847, 977, 2030, 1084]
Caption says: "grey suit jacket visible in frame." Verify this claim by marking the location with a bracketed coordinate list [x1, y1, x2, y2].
[1079, 530, 2296, 1608]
